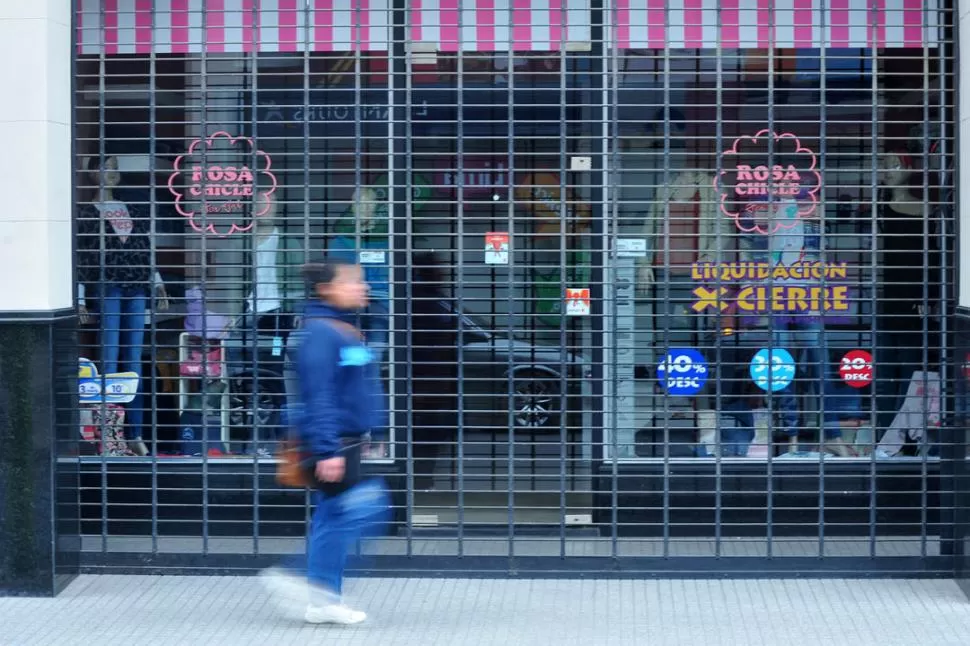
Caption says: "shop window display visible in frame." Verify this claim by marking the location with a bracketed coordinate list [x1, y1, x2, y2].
[72, 12, 950, 473]
[75, 53, 395, 461]
[76, 154, 171, 456]
[608, 49, 949, 461]
[73, 49, 950, 465]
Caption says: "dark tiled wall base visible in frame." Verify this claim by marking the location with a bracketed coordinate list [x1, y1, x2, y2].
[0, 317, 79, 596]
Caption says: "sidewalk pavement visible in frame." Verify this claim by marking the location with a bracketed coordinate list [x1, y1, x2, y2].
[1, 575, 969, 646]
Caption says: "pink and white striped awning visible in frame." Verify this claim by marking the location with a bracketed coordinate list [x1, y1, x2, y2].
[75, 0, 591, 54]
[76, 0, 942, 56]
[409, 0, 592, 52]
[76, 0, 395, 54]
[613, 0, 941, 50]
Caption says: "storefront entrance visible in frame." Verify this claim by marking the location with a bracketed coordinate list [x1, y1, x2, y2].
[382, 54, 599, 537]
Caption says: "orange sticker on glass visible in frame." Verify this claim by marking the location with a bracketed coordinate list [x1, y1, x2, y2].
[565, 288, 591, 316]
[485, 232, 510, 265]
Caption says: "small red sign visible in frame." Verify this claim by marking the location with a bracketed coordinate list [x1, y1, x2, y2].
[484, 232, 510, 265]
[839, 350, 873, 388]
[565, 288, 591, 316]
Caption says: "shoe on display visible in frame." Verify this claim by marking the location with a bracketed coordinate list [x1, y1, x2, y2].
[874, 448, 895, 460]
[822, 437, 856, 458]
[776, 451, 829, 460]
[305, 603, 367, 625]
[128, 440, 149, 456]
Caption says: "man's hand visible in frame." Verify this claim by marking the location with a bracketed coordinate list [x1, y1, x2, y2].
[315, 456, 346, 483]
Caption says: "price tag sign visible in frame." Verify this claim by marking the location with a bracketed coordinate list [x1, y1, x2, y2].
[565, 288, 591, 316]
[359, 250, 387, 264]
[616, 238, 647, 258]
[749, 348, 796, 392]
[79, 372, 139, 404]
[79, 358, 139, 404]
[839, 350, 873, 388]
[484, 232, 510, 265]
[656, 349, 708, 396]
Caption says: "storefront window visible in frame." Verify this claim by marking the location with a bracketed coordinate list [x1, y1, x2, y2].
[74, 5, 951, 465]
[608, 43, 950, 461]
[75, 26, 397, 460]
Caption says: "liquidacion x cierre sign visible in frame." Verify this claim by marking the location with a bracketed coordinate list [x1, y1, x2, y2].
[691, 261, 851, 314]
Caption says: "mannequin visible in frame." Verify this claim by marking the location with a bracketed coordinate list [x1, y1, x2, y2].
[874, 151, 940, 444]
[635, 167, 731, 294]
[733, 194, 847, 456]
[247, 192, 285, 330]
[77, 155, 169, 455]
[625, 148, 733, 457]
[331, 185, 390, 362]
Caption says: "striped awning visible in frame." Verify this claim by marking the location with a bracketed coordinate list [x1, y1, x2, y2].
[409, 0, 592, 52]
[76, 0, 394, 54]
[614, 0, 941, 50]
[75, 0, 592, 54]
[76, 0, 941, 56]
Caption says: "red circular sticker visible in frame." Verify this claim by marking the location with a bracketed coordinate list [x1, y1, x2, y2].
[839, 350, 873, 388]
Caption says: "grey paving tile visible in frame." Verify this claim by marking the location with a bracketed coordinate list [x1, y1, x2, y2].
[0, 575, 968, 646]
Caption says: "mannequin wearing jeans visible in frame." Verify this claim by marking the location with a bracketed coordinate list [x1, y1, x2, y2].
[77, 156, 168, 453]
[738, 198, 846, 455]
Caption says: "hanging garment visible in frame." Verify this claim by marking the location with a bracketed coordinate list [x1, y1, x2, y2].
[184, 286, 231, 340]
[877, 370, 941, 457]
[653, 188, 700, 271]
[248, 228, 283, 314]
[644, 171, 729, 272]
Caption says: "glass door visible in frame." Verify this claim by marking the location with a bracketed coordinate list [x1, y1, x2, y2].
[391, 51, 598, 544]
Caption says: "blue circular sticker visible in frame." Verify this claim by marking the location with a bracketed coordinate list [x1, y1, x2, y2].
[750, 348, 796, 392]
[657, 349, 708, 396]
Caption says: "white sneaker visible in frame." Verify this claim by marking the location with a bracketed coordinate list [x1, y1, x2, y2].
[260, 567, 309, 604]
[260, 567, 316, 621]
[305, 603, 367, 625]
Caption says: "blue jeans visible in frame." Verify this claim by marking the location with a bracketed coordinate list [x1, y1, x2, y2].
[307, 479, 391, 598]
[770, 316, 842, 439]
[720, 401, 755, 456]
[101, 286, 148, 440]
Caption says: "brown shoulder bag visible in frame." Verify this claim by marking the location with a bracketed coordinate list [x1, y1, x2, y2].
[275, 318, 364, 488]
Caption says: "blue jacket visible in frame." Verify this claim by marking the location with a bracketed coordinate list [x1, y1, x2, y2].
[294, 301, 385, 460]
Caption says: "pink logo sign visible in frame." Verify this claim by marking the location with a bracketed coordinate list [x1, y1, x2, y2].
[715, 130, 821, 235]
[168, 131, 277, 236]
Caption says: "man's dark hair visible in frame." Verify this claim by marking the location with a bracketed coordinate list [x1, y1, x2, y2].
[302, 259, 354, 293]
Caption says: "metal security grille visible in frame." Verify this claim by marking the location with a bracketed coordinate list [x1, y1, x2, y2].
[72, 1, 960, 576]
